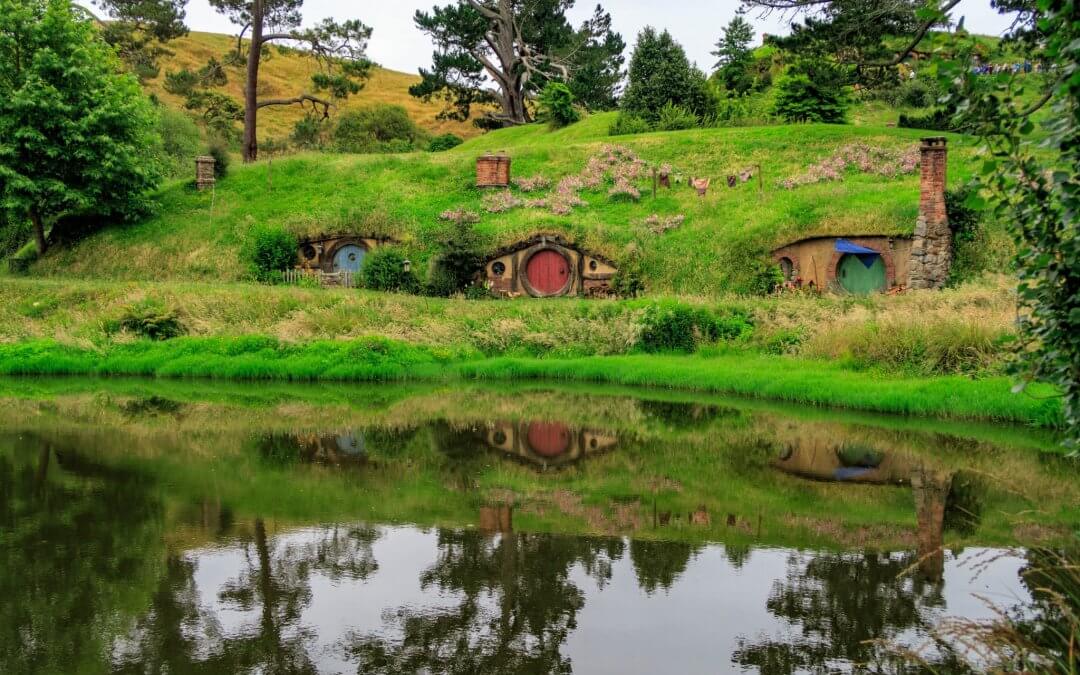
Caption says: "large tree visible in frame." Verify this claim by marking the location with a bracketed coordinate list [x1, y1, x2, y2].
[620, 27, 714, 122]
[741, 0, 1079, 454]
[412, 0, 623, 127]
[0, 0, 162, 254]
[711, 15, 755, 93]
[208, 0, 373, 161]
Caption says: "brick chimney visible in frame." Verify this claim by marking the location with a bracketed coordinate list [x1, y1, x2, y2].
[908, 137, 951, 290]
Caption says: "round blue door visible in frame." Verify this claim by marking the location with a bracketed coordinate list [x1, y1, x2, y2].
[332, 244, 366, 273]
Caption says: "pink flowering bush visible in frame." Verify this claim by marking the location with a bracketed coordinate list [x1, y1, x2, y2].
[482, 190, 523, 214]
[513, 174, 551, 192]
[780, 143, 921, 189]
[439, 208, 481, 224]
[643, 214, 685, 235]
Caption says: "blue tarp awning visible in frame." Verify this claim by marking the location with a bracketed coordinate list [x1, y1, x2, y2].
[835, 239, 881, 268]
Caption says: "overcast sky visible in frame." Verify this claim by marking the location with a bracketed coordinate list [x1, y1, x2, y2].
[181, 1, 1018, 75]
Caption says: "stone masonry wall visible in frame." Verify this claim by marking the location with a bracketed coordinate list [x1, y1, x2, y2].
[908, 137, 951, 289]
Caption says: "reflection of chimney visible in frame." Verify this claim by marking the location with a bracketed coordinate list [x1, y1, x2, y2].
[911, 467, 953, 581]
[908, 138, 951, 290]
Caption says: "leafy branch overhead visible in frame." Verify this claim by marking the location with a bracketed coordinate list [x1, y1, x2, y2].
[411, 0, 623, 128]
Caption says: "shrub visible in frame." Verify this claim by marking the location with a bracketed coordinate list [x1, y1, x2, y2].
[429, 218, 485, 296]
[333, 104, 427, 154]
[608, 114, 652, 136]
[157, 107, 201, 179]
[245, 224, 297, 282]
[773, 60, 848, 124]
[163, 68, 198, 97]
[0, 212, 31, 260]
[292, 113, 327, 149]
[538, 81, 581, 128]
[898, 107, 961, 132]
[655, 102, 699, 131]
[116, 300, 185, 340]
[428, 133, 463, 152]
[898, 78, 936, 108]
[636, 301, 748, 353]
[747, 258, 785, 295]
[205, 141, 230, 179]
[362, 248, 418, 293]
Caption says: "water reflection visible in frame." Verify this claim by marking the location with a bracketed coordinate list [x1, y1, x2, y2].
[0, 382, 1075, 674]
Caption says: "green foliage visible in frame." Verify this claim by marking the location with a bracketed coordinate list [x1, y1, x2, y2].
[116, 299, 186, 340]
[712, 16, 756, 95]
[0, 0, 163, 253]
[621, 27, 715, 124]
[711, 92, 775, 127]
[954, 0, 1080, 453]
[898, 106, 961, 133]
[163, 68, 199, 96]
[157, 107, 202, 179]
[291, 113, 328, 149]
[607, 114, 651, 136]
[0, 212, 31, 260]
[427, 133, 464, 152]
[95, 0, 187, 80]
[747, 258, 785, 295]
[537, 81, 580, 128]
[205, 141, 230, 179]
[655, 103, 699, 131]
[244, 223, 297, 282]
[333, 105, 427, 153]
[183, 89, 243, 139]
[429, 217, 485, 297]
[565, 5, 625, 111]
[637, 301, 750, 353]
[362, 248, 418, 293]
[773, 60, 849, 124]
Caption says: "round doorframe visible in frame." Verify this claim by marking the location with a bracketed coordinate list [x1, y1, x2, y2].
[519, 245, 574, 298]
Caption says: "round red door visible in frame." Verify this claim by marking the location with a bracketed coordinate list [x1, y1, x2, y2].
[526, 422, 572, 458]
[525, 250, 570, 295]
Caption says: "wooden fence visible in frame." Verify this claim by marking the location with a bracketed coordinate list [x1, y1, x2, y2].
[281, 269, 358, 288]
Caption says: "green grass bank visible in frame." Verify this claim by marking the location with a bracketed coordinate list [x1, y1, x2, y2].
[0, 337, 1060, 428]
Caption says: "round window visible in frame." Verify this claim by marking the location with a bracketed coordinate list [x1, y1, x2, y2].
[492, 261, 506, 276]
[589, 260, 598, 271]
[301, 244, 317, 260]
[493, 430, 508, 445]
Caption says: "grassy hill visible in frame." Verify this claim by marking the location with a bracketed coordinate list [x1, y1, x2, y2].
[26, 112, 979, 294]
[144, 31, 480, 141]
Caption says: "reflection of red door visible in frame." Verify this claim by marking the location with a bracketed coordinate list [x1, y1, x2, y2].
[527, 422, 572, 458]
[526, 250, 570, 295]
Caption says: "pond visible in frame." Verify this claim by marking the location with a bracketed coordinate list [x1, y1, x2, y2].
[1, 378, 1076, 674]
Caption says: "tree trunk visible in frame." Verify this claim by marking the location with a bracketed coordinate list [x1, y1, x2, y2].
[30, 209, 46, 254]
[242, 0, 265, 163]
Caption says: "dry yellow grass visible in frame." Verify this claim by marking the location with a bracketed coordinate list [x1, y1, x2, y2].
[145, 31, 481, 140]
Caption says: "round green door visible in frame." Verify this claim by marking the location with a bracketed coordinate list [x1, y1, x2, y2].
[837, 254, 886, 294]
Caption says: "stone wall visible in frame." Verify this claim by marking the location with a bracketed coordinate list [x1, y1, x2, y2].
[908, 137, 951, 289]
[195, 156, 216, 191]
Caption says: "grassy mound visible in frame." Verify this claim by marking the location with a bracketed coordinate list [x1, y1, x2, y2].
[27, 114, 979, 294]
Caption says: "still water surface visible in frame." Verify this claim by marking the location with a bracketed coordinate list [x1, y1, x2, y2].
[0, 379, 1074, 674]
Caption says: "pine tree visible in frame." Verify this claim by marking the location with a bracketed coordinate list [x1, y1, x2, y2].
[620, 27, 714, 123]
[711, 15, 755, 94]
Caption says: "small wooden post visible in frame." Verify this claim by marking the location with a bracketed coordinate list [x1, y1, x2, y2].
[757, 163, 763, 195]
[652, 167, 657, 199]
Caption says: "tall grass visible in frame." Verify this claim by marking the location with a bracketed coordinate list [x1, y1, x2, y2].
[0, 337, 1061, 427]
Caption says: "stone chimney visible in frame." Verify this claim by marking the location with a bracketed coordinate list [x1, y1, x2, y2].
[908, 137, 950, 289]
[195, 156, 216, 191]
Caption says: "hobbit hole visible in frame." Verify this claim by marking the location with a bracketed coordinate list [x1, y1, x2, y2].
[482, 235, 617, 298]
